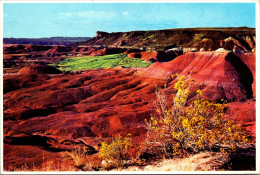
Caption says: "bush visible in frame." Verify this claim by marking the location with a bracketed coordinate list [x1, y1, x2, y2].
[145, 75, 251, 157]
[62, 146, 89, 168]
[98, 134, 134, 170]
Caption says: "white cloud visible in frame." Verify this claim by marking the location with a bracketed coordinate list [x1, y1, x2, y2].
[58, 12, 73, 18]
[58, 11, 116, 20]
[122, 11, 130, 16]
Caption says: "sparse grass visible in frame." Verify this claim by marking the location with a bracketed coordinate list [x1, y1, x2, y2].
[51, 53, 151, 71]
[84, 155, 102, 171]
[62, 146, 89, 168]
[7, 161, 76, 171]
[61, 146, 103, 171]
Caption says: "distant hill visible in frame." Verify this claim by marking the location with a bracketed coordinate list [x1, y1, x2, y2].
[80, 27, 255, 51]
[3, 37, 91, 46]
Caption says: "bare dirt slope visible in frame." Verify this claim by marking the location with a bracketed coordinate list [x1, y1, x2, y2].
[3, 51, 255, 170]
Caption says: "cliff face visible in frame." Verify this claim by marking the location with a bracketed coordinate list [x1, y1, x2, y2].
[82, 27, 255, 52]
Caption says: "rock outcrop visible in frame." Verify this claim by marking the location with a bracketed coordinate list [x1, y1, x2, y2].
[82, 27, 255, 52]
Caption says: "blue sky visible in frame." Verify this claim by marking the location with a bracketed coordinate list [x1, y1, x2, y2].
[3, 3, 255, 38]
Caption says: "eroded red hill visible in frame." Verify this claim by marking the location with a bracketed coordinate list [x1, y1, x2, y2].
[140, 51, 255, 101]
[128, 50, 182, 62]
[18, 65, 62, 75]
[3, 51, 255, 170]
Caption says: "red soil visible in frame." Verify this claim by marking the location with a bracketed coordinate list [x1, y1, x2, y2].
[3, 44, 101, 58]
[4, 44, 53, 54]
[228, 101, 255, 136]
[3, 51, 255, 170]
[18, 65, 62, 75]
[128, 50, 182, 62]
[128, 52, 142, 59]
[140, 51, 255, 102]
[123, 49, 141, 54]
[89, 48, 127, 56]
[236, 53, 256, 98]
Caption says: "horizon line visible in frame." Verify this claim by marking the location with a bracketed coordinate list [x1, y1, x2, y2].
[3, 26, 256, 39]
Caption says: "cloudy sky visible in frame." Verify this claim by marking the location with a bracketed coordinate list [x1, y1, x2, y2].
[3, 3, 256, 38]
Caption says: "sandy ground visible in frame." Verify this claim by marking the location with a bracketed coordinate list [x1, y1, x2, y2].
[112, 152, 229, 172]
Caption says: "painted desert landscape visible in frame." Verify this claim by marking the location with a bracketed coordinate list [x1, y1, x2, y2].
[2, 3, 257, 172]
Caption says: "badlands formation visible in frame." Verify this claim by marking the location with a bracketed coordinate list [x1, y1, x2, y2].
[3, 27, 256, 171]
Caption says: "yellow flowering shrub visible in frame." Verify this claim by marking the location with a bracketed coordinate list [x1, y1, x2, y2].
[145, 75, 251, 156]
[99, 134, 133, 170]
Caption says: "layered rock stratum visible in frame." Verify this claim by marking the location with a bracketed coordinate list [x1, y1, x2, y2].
[82, 27, 255, 52]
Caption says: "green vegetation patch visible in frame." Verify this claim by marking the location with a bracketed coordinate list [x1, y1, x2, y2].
[52, 54, 151, 71]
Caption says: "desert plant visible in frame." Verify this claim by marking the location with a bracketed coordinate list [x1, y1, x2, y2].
[145, 75, 251, 157]
[7, 160, 76, 171]
[98, 134, 133, 170]
[84, 155, 103, 171]
[62, 146, 89, 168]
